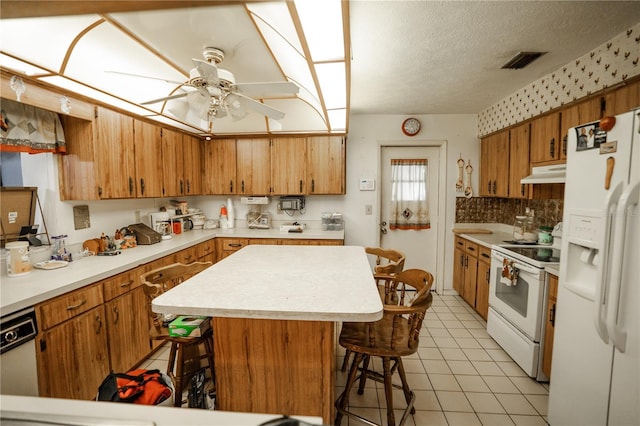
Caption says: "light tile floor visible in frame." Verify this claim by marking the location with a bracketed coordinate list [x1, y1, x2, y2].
[141, 293, 550, 425]
[335, 293, 550, 426]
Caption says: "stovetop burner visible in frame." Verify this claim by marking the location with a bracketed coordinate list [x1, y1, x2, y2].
[504, 246, 561, 263]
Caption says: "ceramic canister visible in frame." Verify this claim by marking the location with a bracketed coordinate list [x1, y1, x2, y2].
[6, 241, 32, 277]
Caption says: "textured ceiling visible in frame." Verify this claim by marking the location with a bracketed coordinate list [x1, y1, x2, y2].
[349, 1, 640, 115]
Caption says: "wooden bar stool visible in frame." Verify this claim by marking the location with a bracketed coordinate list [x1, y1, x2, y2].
[141, 261, 216, 407]
[341, 247, 406, 372]
[335, 269, 434, 426]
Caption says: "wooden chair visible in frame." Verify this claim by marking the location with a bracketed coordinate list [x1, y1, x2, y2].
[335, 269, 434, 426]
[140, 261, 215, 407]
[340, 247, 407, 372]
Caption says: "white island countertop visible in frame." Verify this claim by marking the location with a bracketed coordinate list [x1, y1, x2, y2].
[152, 245, 383, 322]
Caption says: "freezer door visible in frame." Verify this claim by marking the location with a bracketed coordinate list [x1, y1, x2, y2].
[607, 110, 639, 425]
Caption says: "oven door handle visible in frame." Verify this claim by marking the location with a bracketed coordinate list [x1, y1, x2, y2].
[492, 251, 539, 275]
[511, 261, 540, 275]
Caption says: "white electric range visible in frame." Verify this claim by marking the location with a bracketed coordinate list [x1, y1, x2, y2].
[487, 234, 561, 382]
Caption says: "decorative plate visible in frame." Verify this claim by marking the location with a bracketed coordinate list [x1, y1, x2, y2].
[34, 260, 69, 270]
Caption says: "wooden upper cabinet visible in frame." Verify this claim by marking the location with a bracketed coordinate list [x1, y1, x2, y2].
[479, 130, 509, 197]
[560, 97, 602, 161]
[161, 128, 185, 197]
[94, 107, 136, 199]
[183, 134, 202, 195]
[530, 111, 561, 164]
[604, 80, 640, 116]
[58, 116, 99, 200]
[307, 136, 345, 194]
[508, 123, 530, 199]
[203, 139, 236, 194]
[271, 137, 306, 195]
[236, 138, 270, 195]
[133, 120, 163, 198]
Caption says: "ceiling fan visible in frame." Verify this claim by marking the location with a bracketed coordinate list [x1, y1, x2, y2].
[140, 46, 299, 123]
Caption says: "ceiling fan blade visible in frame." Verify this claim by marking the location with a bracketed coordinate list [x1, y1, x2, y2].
[192, 58, 219, 85]
[105, 70, 184, 85]
[231, 92, 286, 120]
[140, 92, 188, 105]
[232, 81, 299, 98]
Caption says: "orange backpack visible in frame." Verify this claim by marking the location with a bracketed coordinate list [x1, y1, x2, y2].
[97, 369, 172, 405]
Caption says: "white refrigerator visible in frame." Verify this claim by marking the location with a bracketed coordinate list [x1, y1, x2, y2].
[548, 108, 639, 425]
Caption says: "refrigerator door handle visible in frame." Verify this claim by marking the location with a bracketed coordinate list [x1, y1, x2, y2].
[606, 181, 639, 353]
[594, 182, 623, 344]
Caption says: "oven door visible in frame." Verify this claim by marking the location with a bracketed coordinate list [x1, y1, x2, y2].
[488, 249, 545, 341]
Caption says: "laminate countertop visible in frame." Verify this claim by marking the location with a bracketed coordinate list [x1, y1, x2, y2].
[152, 245, 383, 322]
[0, 228, 344, 316]
[0, 395, 323, 425]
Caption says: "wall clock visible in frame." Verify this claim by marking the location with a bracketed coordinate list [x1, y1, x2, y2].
[402, 117, 421, 136]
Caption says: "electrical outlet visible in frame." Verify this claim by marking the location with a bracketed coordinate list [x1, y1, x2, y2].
[365, 204, 373, 215]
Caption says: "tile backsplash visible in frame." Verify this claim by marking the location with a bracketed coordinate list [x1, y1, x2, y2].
[455, 197, 563, 227]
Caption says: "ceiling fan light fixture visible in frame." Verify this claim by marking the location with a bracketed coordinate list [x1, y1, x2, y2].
[501, 51, 547, 69]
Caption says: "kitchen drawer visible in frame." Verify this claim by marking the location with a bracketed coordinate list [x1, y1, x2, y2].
[478, 246, 492, 264]
[173, 246, 198, 264]
[464, 241, 479, 257]
[454, 236, 466, 251]
[37, 284, 104, 330]
[221, 239, 249, 251]
[196, 239, 216, 258]
[102, 268, 139, 301]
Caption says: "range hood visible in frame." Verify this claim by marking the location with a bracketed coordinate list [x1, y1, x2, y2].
[521, 165, 566, 184]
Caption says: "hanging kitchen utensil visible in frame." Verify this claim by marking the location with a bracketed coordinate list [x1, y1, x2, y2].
[456, 156, 465, 192]
[464, 160, 473, 198]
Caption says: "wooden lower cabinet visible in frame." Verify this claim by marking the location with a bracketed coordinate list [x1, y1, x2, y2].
[542, 273, 559, 379]
[36, 283, 110, 400]
[217, 237, 343, 260]
[452, 235, 491, 320]
[105, 286, 149, 373]
[475, 246, 491, 321]
[34, 236, 342, 399]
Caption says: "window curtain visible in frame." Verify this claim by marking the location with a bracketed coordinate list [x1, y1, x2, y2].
[0, 98, 66, 154]
[389, 158, 430, 230]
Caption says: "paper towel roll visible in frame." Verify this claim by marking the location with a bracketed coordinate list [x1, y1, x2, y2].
[226, 197, 235, 229]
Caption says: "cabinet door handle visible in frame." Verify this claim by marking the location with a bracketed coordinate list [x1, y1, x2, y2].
[550, 303, 556, 327]
[464, 255, 469, 268]
[562, 135, 568, 156]
[459, 254, 464, 266]
[492, 180, 497, 194]
[487, 181, 491, 194]
[98, 186, 103, 197]
[180, 180, 184, 194]
[66, 299, 87, 311]
[311, 179, 315, 193]
[550, 137, 555, 158]
[140, 178, 145, 195]
[486, 270, 490, 283]
[112, 306, 119, 324]
[241, 180, 245, 193]
[230, 180, 233, 193]
[119, 279, 133, 288]
[129, 177, 134, 195]
[95, 314, 102, 335]
[299, 180, 303, 193]
[186, 180, 191, 194]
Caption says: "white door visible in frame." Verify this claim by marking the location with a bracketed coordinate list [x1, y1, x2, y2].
[380, 146, 440, 281]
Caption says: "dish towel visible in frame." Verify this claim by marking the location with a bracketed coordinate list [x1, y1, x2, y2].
[501, 259, 518, 286]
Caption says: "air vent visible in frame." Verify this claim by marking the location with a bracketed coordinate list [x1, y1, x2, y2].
[501, 51, 547, 69]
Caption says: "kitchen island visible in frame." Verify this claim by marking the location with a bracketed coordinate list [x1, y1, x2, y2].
[152, 245, 382, 424]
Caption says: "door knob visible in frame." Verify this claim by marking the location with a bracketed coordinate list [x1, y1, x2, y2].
[380, 221, 388, 234]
